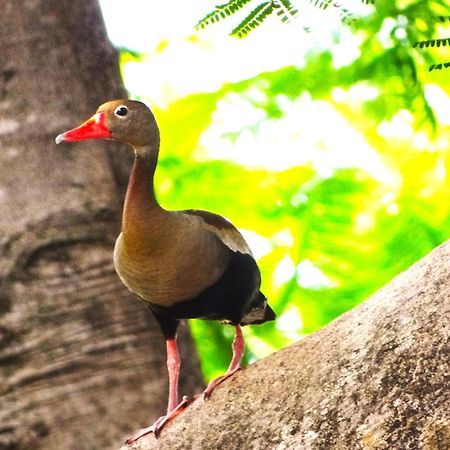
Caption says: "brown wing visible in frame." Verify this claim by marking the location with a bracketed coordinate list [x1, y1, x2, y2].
[182, 209, 253, 256]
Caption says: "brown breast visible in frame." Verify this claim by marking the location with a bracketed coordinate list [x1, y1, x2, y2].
[113, 212, 230, 306]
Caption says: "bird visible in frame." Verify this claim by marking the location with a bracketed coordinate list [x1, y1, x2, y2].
[55, 99, 275, 443]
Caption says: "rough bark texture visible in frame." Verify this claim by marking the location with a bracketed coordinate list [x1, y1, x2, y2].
[0, 1, 202, 449]
[122, 240, 450, 450]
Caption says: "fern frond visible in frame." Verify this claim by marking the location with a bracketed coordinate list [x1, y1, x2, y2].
[275, 0, 298, 23]
[304, 0, 333, 10]
[413, 38, 450, 49]
[196, 0, 374, 38]
[333, 2, 356, 24]
[304, 0, 372, 22]
[429, 61, 450, 71]
[231, 1, 274, 37]
[195, 0, 253, 30]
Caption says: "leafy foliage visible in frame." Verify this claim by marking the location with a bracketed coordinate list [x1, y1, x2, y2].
[428, 61, 450, 71]
[412, 8, 450, 72]
[227, 0, 298, 37]
[198, 0, 450, 74]
[413, 37, 450, 47]
[230, 2, 276, 37]
[196, 0, 372, 37]
[196, 0, 297, 37]
[195, 0, 253, 30]
[412, 13, 450, 71]
[413, 38, 450, 71]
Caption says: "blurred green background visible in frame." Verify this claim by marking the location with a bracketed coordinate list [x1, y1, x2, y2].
[100, 0, 450, 380]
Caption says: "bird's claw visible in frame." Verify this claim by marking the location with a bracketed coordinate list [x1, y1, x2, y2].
[202, 366, 243, 400]
[125, 396, 190, 444]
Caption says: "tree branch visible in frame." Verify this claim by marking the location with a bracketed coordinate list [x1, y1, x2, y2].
[121, 240, 450, 449]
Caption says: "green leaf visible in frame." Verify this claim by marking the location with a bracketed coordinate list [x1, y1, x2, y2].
[195, 0, 253, 30]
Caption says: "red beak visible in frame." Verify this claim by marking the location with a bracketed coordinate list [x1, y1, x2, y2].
[55, 112, 111, 144]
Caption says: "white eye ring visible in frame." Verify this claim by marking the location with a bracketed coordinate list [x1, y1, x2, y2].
[114, 105, 128, 118]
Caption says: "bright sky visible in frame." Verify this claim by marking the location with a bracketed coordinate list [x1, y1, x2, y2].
[98, 1, 373, 102]
[99, 0, 213, 52]
[100, 1, 313, 102]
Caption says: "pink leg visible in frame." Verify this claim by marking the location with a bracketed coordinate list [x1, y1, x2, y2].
[125, 338, 190, 443]
[166, 338, 181, 412]
[203, 325, 245, 399]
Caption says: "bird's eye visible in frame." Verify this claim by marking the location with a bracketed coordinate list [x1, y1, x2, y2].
[114, 106, 128, 117]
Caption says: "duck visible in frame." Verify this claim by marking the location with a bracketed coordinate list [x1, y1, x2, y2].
[55, 99, 275, 443]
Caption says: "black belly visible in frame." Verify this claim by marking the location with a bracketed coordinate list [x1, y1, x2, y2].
[147, 251, 273, 339]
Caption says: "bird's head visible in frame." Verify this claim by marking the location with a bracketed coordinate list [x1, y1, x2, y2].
[55, 99, 160, 149]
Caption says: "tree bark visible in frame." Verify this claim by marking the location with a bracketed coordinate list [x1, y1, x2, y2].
[122, 240, 450, 450]
[0, 1, 202, 449]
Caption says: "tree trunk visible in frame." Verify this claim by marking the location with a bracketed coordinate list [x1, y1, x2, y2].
[123, 240, 450, 450]
[0, 1, 202, 449]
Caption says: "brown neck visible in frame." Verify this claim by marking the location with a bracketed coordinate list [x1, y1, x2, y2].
[122, 145, 163, 244]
